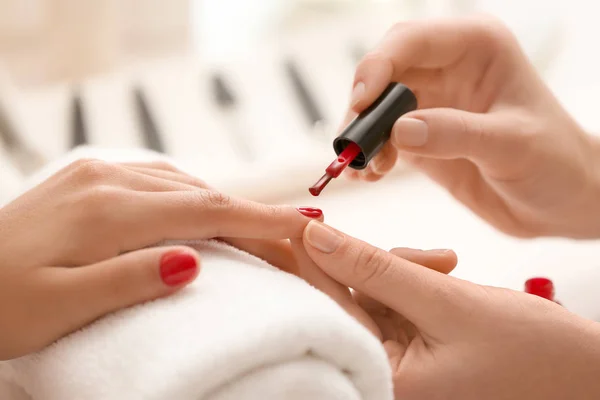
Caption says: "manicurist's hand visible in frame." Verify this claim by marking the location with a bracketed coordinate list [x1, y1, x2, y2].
[0, 159, 317, 360]
[344, 17, 600, 238]
[293, 220, 600, 399]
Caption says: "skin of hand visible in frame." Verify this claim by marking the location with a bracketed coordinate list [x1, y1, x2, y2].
[0, 159, 317, 360]
[292, 220, 600, 399]
[341, 16, 600, 239]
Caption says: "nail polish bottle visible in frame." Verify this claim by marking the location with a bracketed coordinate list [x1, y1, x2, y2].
[524, 277, 561, 305]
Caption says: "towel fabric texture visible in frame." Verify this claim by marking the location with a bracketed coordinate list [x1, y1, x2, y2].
[0, 148, 393, 400]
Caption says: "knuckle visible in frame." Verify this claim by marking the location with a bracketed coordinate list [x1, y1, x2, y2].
[516, 115, 542, 143]
[84, 185, 123, 205]
[455, 113, 485, 158]
[260, 203, 284, 219]
[201, 190, 233, 209]
[471, 15, 516, 49]
[352, 245, 394, 287]
[72, 159, 117, 184]
[66, 158, 98, 171]
[72, 185, 123, 224]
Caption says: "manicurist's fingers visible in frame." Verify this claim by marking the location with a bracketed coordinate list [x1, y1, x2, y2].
[302, 221, 466, 330]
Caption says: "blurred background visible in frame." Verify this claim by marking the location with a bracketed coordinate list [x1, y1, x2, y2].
[2, 0, 600, 317]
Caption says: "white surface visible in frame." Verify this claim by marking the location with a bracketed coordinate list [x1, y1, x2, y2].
[276, 0, 600, 321]
[2, 1, 600, 320]
[0, 240, 392, 400]
[284, 173, 600, 320]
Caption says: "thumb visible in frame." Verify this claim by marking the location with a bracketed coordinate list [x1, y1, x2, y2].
[302, 220, 469, 329]
[391, 108, 517, 167]
[56, 246, 200, 332]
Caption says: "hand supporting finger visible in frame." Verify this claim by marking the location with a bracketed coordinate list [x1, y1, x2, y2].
[290, 238, 382, 339]
[301, 220, 470, 332]
[353, 247, 458, 321]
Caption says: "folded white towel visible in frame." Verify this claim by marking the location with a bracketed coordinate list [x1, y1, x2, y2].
[0, 240, 392, 400]
[0, 148, 393, 400]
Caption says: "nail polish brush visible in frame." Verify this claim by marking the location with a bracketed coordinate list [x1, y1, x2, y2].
[309, 83, 417, 196]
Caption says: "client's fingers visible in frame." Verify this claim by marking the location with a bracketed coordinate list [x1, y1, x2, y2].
[125, 166, 211, 190]
[11, 247, 199, 359]
[222, 208, 323, 275]
[120, 161, 318, 268]
[224, 238, 300, 276]
[62, 246, 200, 319]
[120, 161, 213, 190]
[118, 192, 315, 250]
[119, 161, 183, 173]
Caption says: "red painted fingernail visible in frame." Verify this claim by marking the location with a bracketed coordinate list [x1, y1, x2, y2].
[524, 277, 555, 301]
[160, 251, 198, 286]
[297, 207, 323, 218]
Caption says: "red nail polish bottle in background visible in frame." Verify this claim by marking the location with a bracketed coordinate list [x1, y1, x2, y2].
[524, 277, 561, 305]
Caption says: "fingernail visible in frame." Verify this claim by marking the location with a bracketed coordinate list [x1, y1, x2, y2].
[393, 118, 428, 147]
[350, 82, 365, 108]
[305, 220, 343, 253]
[160, 250, 198, 286]
[297, 207, 323, 218]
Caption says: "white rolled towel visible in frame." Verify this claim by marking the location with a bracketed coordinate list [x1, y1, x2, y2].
[0, 147, 393, 400]
[0, 241, 392, 399]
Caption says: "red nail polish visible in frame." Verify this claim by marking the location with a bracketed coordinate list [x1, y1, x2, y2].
[297, 207, 323, 218]
[160, 251, 198, 286]
[524, 277, 559, 303]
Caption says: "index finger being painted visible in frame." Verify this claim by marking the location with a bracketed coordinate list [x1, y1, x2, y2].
[115, 191, 321, 249]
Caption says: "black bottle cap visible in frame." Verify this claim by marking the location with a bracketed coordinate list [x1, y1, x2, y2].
[333, 83, 417, 169]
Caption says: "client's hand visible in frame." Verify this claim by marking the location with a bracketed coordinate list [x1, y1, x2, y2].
[0, 159, 316, 360]
[292, 221, 600, 399]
